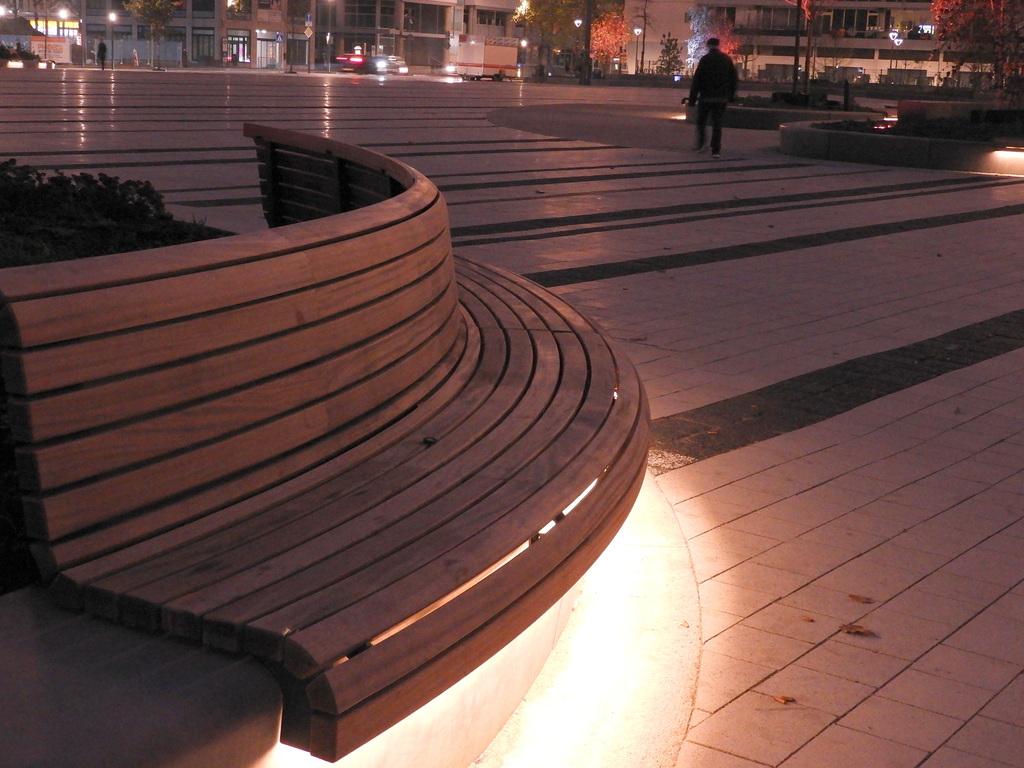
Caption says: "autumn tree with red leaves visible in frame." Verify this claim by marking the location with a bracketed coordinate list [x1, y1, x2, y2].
[590, 12, 631, 68]
[933, 0, 1024, 101]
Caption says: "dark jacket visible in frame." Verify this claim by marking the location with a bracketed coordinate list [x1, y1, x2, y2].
[688, 48, 737, 104]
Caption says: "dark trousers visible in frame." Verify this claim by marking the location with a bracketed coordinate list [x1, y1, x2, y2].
[696, 101, 728, 153]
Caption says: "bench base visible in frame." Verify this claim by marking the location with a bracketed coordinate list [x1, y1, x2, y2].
[0, 588, 282, 768]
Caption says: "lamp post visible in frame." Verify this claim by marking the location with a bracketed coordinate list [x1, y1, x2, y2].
[633, 26, 641, 74]
[108, 11, 116, 68]
[888, 29, 902, 81]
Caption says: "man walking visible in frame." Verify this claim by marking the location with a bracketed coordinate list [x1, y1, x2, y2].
[686, 38, 738, 159]
[97, 38, 108, 70]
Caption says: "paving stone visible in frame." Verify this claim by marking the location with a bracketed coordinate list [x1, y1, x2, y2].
[754, 665, 873, 717]
[979, 672, 1024, 726]
[877, 668, 994, 720]
[947, 716, 1024, 767]
[913, 645, 1023, 691]
[779, 724, 927, 768]
[703, 623, 814, 670]
[687, 691, 835, 765]
[838, 696, 963, 751]
[795, 639, 908, 688]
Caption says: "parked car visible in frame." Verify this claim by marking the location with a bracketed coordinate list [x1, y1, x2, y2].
[335, 53, 409, 75]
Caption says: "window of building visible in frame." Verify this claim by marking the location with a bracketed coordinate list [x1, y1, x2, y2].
[86, 0, 106, 14]
[192, 27, 215, 62]
[192, 0, 215, 18]
[405, 3, 446, 35]
[476, 10, 508, 28]
[227, 30, 251, 61]
[345, 0, 379, 29]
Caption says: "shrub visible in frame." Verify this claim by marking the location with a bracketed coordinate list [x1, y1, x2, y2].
[0, 161, 226, 593]
[0, 159, 226, 267]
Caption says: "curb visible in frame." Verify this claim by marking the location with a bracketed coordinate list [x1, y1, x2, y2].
[779, 120, 1024, 174]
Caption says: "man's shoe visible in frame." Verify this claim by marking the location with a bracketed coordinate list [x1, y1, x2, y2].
[712, 152, 722, 159]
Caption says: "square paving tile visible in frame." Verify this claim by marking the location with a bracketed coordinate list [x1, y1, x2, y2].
[686, 691, 834, 765]
[713, 562, 811, 600]
[699, 579, 778, 618]
[701, 607, 744, 641]
[919, 745, 1018, 768]
[751, 539, 853, 579]
[754, 665, 873, 717]
[693, 650, 774, 713]
[947, 716, 1024, 766]
[722, 511, 813, 542]
[795, 639, 908, 688]
[779, 723, 927, 768]
[913, 644, 1023, 691]
[979, 672, 1024, 726]
[838, 696, 963, 751]
[743, 603, 839, 645]
[834, 606, 953, 661]
[674, 741, 768, 768]
[812, 559, 921, 604]
[916, 571, 1010, 607]
[703, 623, 813, 670]
[882, 588, 981, 627]
[781, 584, 877, 623]
[947, 612, 1024, 665]
[878, 668, 995, 720]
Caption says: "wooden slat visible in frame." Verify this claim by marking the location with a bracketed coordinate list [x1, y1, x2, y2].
[1, 201, 451, 397]
[0, 126, 652, 767]
[48, 312, 475, 608]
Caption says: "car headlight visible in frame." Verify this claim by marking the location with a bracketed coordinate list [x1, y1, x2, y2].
[375, 60, 387, 71]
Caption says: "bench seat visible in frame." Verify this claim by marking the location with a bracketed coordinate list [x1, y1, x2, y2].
[0, 125, 649, 763]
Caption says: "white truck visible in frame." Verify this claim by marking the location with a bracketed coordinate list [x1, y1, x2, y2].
[455, 35, 519, 81]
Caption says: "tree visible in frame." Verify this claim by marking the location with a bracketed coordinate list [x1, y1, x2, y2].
[516, 0, 624, 77]
[655, 31, 683, 74]
[633, 0, 656, 73]
[591, 11, 631, 70]
[781, 0, 836, 91]
[933, 0, 1024, 101]
[124, 0, 181, 68]
[687, 5, 737, 70]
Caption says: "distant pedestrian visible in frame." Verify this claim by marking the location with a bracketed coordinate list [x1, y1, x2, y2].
[97, 38, 107, 70]
[686, 38, 738, 159]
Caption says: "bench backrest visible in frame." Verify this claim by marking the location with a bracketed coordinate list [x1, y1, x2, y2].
[0, 128, 461, 579]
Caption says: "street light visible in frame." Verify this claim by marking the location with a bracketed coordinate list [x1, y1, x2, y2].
[633, 26, 642, 74]
[108, 11, 116, 69]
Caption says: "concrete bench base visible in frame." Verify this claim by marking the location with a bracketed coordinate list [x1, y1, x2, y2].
[0, 588, 281, 768]
[779, 120, 1024, 175]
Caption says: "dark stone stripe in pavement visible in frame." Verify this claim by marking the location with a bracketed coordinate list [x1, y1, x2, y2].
[450, 176, 992, 237]
[453, 178, 1017, 250]
[525, 200, 1024, 288]
[649, 310, 1024, 473]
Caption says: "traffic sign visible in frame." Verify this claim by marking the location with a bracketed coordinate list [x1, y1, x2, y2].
[304, 27, 313, 38]
[275, 32, 284, 44]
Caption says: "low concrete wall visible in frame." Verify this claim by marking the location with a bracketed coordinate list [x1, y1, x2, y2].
[779, 120, 1024, 175]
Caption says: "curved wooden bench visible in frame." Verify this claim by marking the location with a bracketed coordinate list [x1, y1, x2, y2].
[0, 125, 649, 764]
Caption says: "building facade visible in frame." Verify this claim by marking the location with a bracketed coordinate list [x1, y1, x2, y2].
[626, 0, 972, 86]
[0, 0, 522, 69]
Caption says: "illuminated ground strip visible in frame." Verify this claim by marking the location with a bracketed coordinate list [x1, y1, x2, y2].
[649, 309, 1024, 473]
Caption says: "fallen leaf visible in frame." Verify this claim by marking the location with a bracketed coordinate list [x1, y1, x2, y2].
[839, 623, 876, 636]
[800, 616, 816, 622]
[772, 695, 796, 704]
[848, 594, 874, 604]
